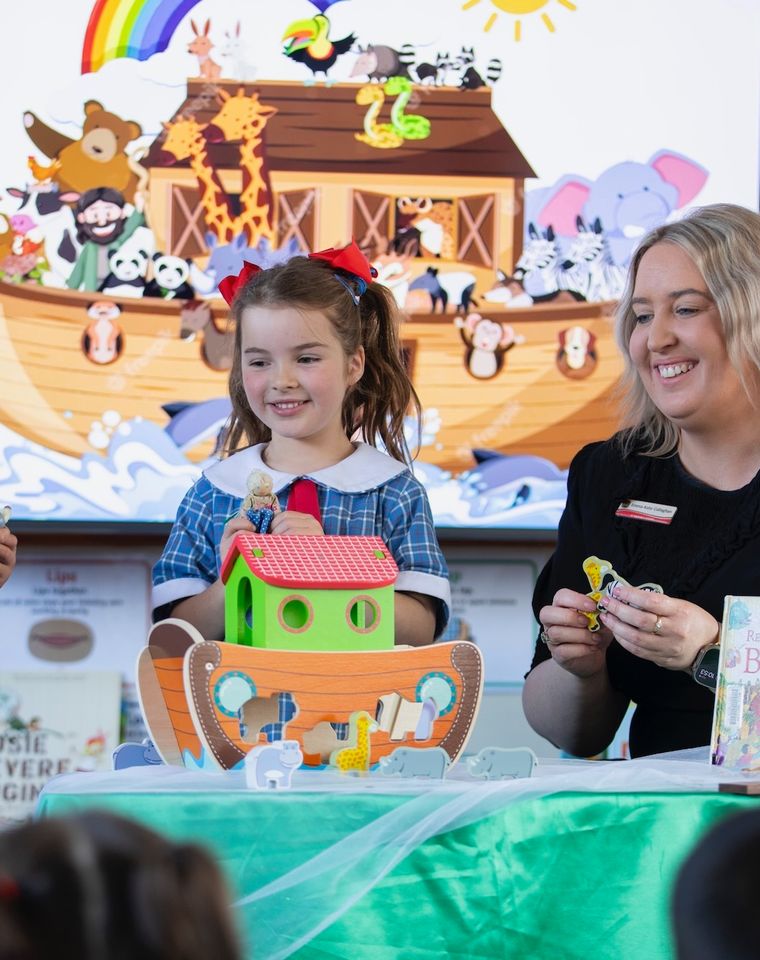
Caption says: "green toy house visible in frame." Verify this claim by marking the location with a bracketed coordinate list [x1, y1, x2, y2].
[221, 533, 398, 651]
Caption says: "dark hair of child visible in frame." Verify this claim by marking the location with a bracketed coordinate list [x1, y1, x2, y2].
[0, 810, 241, 960]
[223, 254, 421, 464]
[672, 808, 760, 960]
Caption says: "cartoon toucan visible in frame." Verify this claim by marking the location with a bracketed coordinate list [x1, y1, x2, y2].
[282, 0, 356, 80]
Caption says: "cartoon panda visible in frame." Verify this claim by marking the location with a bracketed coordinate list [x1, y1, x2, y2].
[98, 248, 149, 298]
[144, 253, 195, 300]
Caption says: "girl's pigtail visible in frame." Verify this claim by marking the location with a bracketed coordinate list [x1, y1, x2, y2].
[353, 283, 422, 463]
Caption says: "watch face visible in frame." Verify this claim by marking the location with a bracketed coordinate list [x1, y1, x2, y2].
[695, 646, 721, 690]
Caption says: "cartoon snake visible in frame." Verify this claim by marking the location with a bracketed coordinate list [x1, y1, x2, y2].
[385, 76, 431, 140]
[354, 86, 403, 150]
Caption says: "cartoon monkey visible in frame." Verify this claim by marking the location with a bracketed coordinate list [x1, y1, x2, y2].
[557, 325, 597, 380]
[455, 313, 522, 379]
[82, 300, 123, 365]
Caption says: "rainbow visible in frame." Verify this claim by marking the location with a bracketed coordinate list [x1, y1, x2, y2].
[81, 0, 204, 74]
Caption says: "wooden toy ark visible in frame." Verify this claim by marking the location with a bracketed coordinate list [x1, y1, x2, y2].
[137, 533, 484, 773]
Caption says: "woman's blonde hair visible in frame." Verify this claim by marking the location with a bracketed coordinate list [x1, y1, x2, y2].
[223, 255, 420, 463]
[615, 203, 760, 457]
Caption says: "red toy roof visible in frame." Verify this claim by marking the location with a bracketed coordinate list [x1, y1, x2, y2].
[221, 533, 398, 589]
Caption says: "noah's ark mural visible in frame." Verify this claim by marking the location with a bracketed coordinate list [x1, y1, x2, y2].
[0, 0, 755, 526]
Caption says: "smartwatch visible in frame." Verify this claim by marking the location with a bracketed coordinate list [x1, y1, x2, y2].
[691, 643, 721, 691]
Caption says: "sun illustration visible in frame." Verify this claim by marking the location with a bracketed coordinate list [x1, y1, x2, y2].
[462, 0, 578, 39]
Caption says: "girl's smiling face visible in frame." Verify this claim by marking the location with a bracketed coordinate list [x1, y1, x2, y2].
[628, 242, 751, 434]
[240, 304, 364, 457]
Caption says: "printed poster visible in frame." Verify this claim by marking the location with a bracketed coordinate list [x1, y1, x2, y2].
[0, 671, 121, 822]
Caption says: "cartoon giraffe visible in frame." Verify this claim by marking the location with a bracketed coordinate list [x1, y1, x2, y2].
[206, 88, 278, 246]
[330, 710, 378, 774]
[160, 115, 237, 242]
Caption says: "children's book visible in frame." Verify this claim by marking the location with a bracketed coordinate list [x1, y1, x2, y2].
[0, 671, 121, 822]
[711, 596, 760, 771]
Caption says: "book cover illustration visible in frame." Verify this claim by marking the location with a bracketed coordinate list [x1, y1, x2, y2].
[0, 671, 121, 822]
[711, 596, 760, 771]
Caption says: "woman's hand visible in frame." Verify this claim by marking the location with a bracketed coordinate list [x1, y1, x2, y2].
[270, 511, 324, 536]
[598, 583, 719, 671]
[539, 588, 615, 679]
[0, 527, 17, 587]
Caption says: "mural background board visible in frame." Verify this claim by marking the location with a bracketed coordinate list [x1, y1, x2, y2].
[0, 0, 758, 527]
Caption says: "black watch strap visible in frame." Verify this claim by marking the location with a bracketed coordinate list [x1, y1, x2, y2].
[691, 644, 720, 691]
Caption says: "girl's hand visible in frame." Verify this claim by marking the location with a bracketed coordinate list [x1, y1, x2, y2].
[598, 583, 719, 671]
[539, 588, 615, 679]
[219, 515, 255, 565]
[0, 527, 17, 587]
[269, 510, 324, 536]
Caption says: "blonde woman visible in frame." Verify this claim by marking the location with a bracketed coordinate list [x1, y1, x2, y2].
[523, 204, 760, 757]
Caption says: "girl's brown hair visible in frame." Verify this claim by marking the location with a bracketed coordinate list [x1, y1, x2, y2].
[0, 811, 241, 960]
[615, 203, 760, 457]
[222, 254, 421, 464]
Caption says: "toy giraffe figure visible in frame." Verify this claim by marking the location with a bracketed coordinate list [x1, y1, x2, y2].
[330, 710, 378, 774]
[160, 116, 237, 243]
[207, 88, 278, 246]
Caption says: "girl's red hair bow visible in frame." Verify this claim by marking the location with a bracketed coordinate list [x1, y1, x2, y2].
[218, 260, 262, 306]
[308, 239, 377, 286]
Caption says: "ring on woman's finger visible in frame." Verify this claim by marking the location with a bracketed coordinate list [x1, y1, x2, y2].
[540, 627, 555, 646]
[653, 616, 664, 636]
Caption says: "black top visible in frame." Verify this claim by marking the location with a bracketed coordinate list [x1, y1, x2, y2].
[529, 438, 760, 757]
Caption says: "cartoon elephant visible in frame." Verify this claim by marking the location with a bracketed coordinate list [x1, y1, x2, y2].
[525, 150, 708, 267]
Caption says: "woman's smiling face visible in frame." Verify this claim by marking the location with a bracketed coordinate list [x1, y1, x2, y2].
[628, 242, 751, 434]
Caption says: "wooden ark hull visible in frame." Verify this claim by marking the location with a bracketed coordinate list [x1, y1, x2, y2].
[0, 279, 620, 470]
[139, 624, 483, 771]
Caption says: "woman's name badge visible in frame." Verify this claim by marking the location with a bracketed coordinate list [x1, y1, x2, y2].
[615, 499, 677, 525]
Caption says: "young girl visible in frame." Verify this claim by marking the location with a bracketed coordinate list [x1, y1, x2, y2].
[0, 810, 241, 960]
[153, 240, 449, 646]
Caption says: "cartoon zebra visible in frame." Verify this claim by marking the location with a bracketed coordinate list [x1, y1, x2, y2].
[514, 223, 566, 297]
[559, 217, 627, 302]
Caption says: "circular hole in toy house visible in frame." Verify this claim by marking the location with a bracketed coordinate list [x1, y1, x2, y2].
[278, 596, 313, 633]
[346, 596, 380, 633]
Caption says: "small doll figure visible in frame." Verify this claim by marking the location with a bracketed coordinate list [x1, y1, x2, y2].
[240, 470, 280, 534]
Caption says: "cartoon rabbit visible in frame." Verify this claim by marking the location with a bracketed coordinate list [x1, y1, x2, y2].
[221, 21, 257, 82]
[188, 19, 222, 81]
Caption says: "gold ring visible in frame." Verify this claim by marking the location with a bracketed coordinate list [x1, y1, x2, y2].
[653, 617, 663, 635]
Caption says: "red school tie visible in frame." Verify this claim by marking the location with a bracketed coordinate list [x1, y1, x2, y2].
[286, 478, 322, 525]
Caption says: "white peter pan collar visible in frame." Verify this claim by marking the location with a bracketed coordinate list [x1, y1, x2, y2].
[204, 442, 408, 498]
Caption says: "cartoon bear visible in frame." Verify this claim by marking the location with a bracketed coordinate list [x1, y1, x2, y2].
[23, 101, 142, 201]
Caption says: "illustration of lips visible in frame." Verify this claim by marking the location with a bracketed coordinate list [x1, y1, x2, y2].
[28, 619, 94, 662]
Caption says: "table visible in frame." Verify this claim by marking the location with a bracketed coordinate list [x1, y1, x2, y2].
[37, 754, 756, 959]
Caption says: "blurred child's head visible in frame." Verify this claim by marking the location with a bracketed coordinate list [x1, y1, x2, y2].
[223, 249, 420, 463]
[672, 808, 760, 960]
[0, 810, 241, 960]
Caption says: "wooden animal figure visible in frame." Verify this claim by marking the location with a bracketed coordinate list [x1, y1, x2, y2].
[0, 506, 11, 528]
[240, 469, 280, 534]
[330, 710, 378, 774]
[467, 747, 536, 780]
[378, 746, 449, 779]
[581, 555, 663, 631]
[188, 19, 222, 80]
[354, 86, 403, 150]
[245, 740, 303, 790]
[455, 313, 523, 380]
